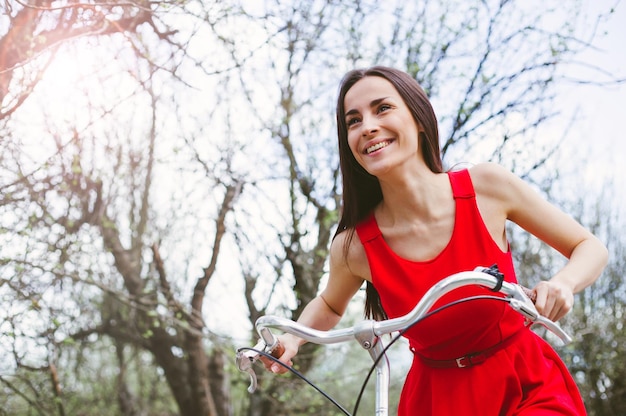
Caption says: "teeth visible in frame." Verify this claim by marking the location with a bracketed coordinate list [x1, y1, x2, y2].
[366, 141, 390, 154]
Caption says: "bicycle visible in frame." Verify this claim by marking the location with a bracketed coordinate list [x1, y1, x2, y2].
[235, 265, 572, 416]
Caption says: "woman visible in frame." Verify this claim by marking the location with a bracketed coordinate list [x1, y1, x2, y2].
[270, 66, 608, 415]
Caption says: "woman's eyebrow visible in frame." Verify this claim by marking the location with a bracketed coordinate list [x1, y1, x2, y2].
[345, 97, 390, 117]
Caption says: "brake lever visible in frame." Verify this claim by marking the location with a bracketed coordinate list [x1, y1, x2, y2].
[508, 284, 572, 345]
[236, 339, 265, 393]
[236, 328, 286, 393]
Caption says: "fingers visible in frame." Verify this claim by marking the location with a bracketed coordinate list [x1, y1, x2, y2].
[259, 335, 299, 374]
[259, 351, 292, 374]
[270, 353, 293, 374]
[533, 280, 574, 322]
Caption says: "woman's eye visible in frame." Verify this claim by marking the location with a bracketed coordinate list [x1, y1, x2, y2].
[378, 104, 391, 113]
[347, 117, 360, 126]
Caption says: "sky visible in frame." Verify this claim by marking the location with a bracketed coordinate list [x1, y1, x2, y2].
[569, 1, 626, 202]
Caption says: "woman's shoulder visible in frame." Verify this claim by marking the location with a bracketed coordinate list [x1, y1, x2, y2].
[467, 162, 545, 219]
[330, 228, 371, 282]
[467, 162, 520, 199]
[467, 162, 511, 183]
[330, 228, 366, 267]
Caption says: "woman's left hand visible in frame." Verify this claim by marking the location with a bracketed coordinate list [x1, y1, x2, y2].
[533, 280, 575, 322]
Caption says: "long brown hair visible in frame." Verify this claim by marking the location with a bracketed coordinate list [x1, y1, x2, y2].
[333, 66, 443, 321]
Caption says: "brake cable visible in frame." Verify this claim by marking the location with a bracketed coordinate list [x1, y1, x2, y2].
[351, 295, 509, 415]
[243, 295, 510, 415]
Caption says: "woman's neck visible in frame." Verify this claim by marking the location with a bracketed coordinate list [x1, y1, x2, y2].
[376, 167, 451, 227]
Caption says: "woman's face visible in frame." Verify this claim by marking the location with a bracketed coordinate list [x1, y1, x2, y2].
[343, 76, 421, 177]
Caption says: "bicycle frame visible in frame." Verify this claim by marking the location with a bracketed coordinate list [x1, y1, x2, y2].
[236, 266, 572, 416]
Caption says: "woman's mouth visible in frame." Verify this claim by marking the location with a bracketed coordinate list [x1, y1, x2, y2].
[366, 140, 393, 154]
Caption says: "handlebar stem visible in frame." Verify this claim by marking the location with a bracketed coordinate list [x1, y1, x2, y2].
[368, 340, 390, 416]
[353, 320, 378, 350]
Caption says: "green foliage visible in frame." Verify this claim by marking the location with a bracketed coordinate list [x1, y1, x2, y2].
[0, 339, 178, 416]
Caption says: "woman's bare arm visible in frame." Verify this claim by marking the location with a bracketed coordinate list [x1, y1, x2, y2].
[268, 231, 365, 373]
[472, 163, 608, 321]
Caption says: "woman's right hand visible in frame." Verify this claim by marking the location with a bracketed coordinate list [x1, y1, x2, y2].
[261, 333, 302, 374]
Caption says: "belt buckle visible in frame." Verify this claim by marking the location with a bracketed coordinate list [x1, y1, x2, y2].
[455, 356, 468, 368]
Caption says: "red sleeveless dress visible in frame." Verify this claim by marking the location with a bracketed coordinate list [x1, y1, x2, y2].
[355, 169, 586, 415]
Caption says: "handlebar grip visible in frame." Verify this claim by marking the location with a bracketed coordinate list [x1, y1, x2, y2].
[268, 340, 285, 359]
[257, 340, 286, 372]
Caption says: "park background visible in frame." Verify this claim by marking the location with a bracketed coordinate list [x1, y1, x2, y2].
[1, 0, 625, 415]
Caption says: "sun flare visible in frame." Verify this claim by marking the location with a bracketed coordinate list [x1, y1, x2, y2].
[32, 44, 103, 124]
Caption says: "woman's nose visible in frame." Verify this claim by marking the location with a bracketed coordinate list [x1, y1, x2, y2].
[360, 116, 378, 137]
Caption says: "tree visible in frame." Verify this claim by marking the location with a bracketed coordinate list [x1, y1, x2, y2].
[1, 1, 241, 415]
[0, 0, 622, 415]
[0, 0, 170, 120]
[559, 184, 626, 416]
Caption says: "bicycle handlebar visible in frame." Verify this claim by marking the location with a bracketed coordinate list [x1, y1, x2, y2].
[236, 266, 572, 395]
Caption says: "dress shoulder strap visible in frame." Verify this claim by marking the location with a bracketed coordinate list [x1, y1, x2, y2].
[448, 169, 475, 199]
[355, 213, 381, 243]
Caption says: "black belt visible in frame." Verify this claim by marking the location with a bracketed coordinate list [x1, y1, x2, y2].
[412, 329, 525, 369]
